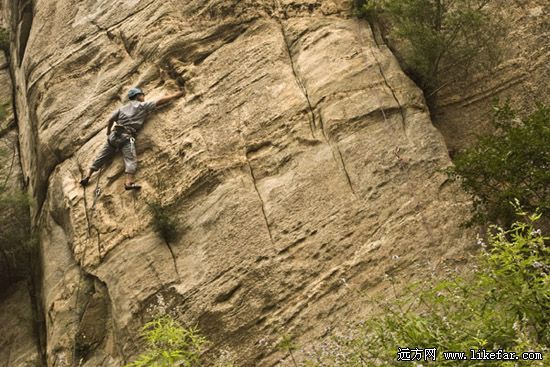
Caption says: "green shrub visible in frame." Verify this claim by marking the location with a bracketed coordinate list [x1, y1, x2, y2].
[359, 0, 504, 99]
[147, 201, 178, 244]
[306, 212, 549, 366]
[354, 0, 381, 22]
[353, 0, 370, 16]
[125, 315, 206, 367]
[447, 103, 550, 226]
[277, 332, 299, 367]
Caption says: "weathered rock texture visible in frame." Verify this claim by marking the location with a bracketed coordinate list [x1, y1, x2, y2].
[0, 282, 40, 366]
[1, 0, 480, 366]
[434, 0, 549, 151]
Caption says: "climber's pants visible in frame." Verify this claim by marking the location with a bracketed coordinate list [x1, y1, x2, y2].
[90, 132, 137, 174]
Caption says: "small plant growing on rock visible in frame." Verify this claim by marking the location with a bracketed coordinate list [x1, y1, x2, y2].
[447, 102, 550, 226]
[277, 332, 299, 367]
[125, 315, 206, 367]
[147, 200, 178, 244]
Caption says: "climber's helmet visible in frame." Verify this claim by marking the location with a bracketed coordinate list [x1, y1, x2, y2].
[128, 87, 144, 100]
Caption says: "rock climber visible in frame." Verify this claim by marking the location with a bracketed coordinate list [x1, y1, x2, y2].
[80, 87, 184, 190]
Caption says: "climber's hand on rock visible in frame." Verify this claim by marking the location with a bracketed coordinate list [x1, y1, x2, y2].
[155, 90, 185, 107]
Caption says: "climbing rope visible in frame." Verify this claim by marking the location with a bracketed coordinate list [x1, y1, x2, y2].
[90, 168, 103, 211]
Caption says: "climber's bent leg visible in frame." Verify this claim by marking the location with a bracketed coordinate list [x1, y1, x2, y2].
[90, 140, 117, 172]
[81, 140, 116, 187]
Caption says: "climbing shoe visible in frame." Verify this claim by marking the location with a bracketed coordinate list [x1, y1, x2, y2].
[80, 177, 90, 187]
[124, 183, 142, 191]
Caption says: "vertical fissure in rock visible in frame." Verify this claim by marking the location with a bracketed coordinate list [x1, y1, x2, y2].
[164, 239, 181, 280]
[246, 158, 275, 245]
[276, 18, 357, 198]
[358, 22, 438, 242]
[17, 0, 33, 66]
[358, 20, 407, 133]
[9, 0, 51, 222]
[5, 59, 23, 188]
[277, 20, 316, 138]
[3, 3, 47, 362]
[318, 113, 357, 196]
[28, 256, 48, 367]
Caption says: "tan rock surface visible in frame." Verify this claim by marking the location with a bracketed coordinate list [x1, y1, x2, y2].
[0, 282, 40, 366]
[2, 0, 477, 366]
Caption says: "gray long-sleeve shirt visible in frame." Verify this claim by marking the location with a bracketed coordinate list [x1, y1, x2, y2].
[111, 100, 156, 134]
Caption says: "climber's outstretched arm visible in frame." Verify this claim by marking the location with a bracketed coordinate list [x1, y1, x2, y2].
[155, 90, 185, 107]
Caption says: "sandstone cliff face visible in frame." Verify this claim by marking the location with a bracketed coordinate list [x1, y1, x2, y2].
[0, 281, 40, 366]
[0, 0, 480, 366]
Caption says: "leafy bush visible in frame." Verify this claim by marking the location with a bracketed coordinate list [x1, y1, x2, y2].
[447, 103, 550, 226]
[147, 201, 178, 244]
[358, 0, 504, 99]
[125, 315, 206, 367]
[306, 212, 549, 366]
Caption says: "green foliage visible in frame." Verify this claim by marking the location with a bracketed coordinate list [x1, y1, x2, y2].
[352, 0, 371, 17]
[483, 209, 549, 344]
[447, 103, 550, 225]
[125, 315, 207, 367]
[147, 201, 178, 244]
[358, 0, 504, 98]
[354, 0, 382, 22]
[277, 332, 299, 367]
[306, 214, 549, 366]
[0, 27, 8, 52]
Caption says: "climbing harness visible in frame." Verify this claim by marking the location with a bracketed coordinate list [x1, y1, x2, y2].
[113, 123, 137, 137]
